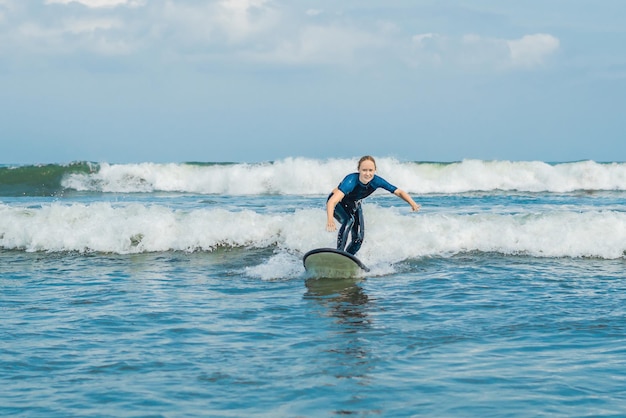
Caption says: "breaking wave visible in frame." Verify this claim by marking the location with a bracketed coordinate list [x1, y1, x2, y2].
[3, 158, 626, 196]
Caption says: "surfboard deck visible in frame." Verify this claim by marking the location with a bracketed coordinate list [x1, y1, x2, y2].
[303, 248, 370, 278]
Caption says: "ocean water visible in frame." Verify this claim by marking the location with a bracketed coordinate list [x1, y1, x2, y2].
[2, 158, 626, 417]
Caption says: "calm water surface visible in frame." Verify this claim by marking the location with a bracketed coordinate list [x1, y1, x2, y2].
[3, 250, 626, 417]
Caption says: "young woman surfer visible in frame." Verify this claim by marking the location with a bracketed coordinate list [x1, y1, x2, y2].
[326, 156, 421, 255]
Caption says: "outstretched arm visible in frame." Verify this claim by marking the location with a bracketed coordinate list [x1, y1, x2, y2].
[326, 188, 345, 231]
[394, 189, 421, 212]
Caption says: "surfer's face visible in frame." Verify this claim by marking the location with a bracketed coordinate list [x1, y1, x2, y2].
[358, 160, 376, 184]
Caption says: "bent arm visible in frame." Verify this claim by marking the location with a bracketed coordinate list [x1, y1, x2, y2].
[326, 188, 345, 231]
[394, 188, 421, 212]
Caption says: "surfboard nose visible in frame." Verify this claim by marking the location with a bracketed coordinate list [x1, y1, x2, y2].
[303, 248, 369, 278]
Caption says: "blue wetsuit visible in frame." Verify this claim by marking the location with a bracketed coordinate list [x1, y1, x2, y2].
[330, 173, 398, 255]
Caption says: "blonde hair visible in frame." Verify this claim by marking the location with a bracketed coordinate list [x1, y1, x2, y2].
[358, 155, 376, 169]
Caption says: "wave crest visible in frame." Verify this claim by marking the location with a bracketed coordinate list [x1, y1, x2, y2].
[61, 159, 626, 195]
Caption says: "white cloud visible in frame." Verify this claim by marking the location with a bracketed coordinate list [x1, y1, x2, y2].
[1, 1, 561, 73]
[508, 34, 560, 68]
[63, 18, 121, 34]
[406, 33, 443, 68]
[409, 32, 560, 71]
[134, 1, 392, 68]
[44, 0, 144, 8]
[412, 33, 435, 45]
[247, 24, 384, 67]
[10, 15, 133, 57]
[156, 0, 279, 47]
[2, 0, 282, 62]
[214, 0, 279, 42]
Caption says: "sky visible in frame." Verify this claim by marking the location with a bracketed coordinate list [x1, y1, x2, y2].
[1, 0, 625, 164]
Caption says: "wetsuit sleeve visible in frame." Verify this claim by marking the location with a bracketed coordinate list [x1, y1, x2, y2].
[372, 175, 398, 194]
[337, 173, 359, 195]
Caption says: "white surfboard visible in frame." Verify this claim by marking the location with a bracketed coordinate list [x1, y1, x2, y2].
[303, 248, 370, 278]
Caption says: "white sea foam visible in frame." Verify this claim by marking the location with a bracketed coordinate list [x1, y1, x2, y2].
[1, 203, 625, 261]
[61, 158, 626, 195]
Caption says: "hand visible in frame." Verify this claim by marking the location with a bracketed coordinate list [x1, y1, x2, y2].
[326, 220, 337, 232]
[411, 203, 421, 212]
